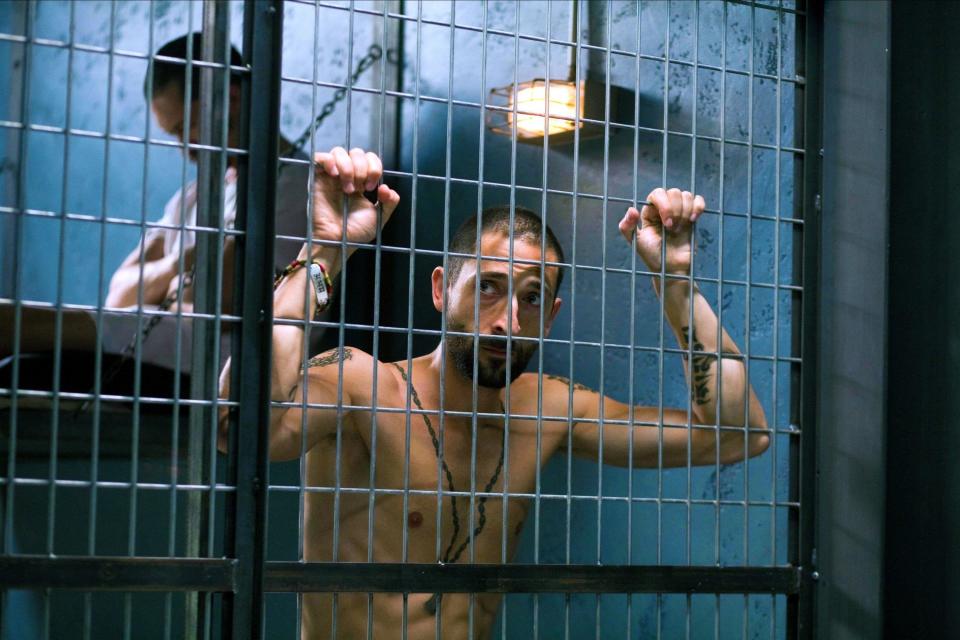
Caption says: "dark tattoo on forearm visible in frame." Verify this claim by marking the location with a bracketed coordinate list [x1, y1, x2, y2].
[679, 326, 714, 404]
[545, 373, 596, 394]
[305, 347, 353, 369]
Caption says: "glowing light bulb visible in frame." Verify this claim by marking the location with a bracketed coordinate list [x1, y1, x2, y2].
[508, 80, 583, 138]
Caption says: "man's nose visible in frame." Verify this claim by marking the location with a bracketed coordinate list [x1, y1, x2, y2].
[491, 297, 521, 336]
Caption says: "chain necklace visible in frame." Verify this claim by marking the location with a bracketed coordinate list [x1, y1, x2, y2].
[77, 44, 394, 413]
[390, 362, 506, 616]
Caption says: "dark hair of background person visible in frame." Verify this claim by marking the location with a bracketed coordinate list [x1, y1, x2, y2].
[144, 32, 243, 100]
[447, 206, 566, 295]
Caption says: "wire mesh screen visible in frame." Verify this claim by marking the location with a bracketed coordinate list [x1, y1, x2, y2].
[0, 0, 815, 638]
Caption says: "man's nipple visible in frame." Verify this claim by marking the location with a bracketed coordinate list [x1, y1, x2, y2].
[408, 511, 424, 528]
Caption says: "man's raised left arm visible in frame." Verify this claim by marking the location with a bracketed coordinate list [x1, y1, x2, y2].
[565, 188, 768, 467]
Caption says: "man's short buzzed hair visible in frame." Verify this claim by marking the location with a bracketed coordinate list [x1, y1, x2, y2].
[447, 205, 565, 294]
[145, 33, 243, 100]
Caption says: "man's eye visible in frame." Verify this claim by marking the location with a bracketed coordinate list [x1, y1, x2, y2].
[524, 292, 542, 306]
[478, 279, 496, 294]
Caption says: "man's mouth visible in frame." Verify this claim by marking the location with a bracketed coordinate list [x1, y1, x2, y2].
[480, 343, 508, 357]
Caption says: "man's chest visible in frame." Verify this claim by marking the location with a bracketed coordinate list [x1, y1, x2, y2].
[321, 409, 568, 495]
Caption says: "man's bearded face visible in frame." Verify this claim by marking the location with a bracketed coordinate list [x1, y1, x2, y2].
[440, 234, 560, 389]
[445, 320, 538, 388]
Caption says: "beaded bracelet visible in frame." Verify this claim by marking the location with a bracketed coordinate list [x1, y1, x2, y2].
[274, 258, 334, 315]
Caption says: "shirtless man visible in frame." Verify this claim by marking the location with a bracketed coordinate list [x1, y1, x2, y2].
[219, 147, 769, 639]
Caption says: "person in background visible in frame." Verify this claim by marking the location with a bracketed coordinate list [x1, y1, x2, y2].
[107, 32, 309, 314]
[1, 33, 315, 371]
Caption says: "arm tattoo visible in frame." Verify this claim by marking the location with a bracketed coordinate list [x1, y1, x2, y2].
[305, 347, 353, 369]
[679, 326, 714, 405]
[545, 373, 596, 394]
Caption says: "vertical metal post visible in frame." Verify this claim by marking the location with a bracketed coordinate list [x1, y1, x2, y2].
[184, 3, 230, 638]
[793, 1, 822, 638]
[223, 1, 283, 638]
[816, 0, 888, 637]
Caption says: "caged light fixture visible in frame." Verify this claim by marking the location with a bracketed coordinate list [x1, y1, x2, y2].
[487, 0, 634, 144]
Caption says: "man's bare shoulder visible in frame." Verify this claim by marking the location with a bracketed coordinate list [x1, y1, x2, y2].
[510, 371, 597, 391]
[509, 372, 599, 414]
[536, 372, 598, 395]
[303, 347, 402, 400]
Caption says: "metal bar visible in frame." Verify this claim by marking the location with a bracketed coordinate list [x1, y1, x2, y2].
[4, 187, 809, 224]
[1, 93, 813, 138]
[86, 0, 126, 635]
[0, 32, 254, 63]
[185, 4, 231, 638]
[263, 563, 802, 595]
[45, 0, 78, 635]
[564, 3, 584, 636]
[0, 556, 800, 594]
[794, 1, 822, 638]
[466, 1, 490, 633]
[4, 114, 809, 157]
[204, 3, 235, 633]
[223, 1, 284, 638]
[656, 2, 672, 636]
[329, 1, 361, 635]
[170, 5, 201, 636]
[6, 374, 810, 418]
[711, 5, 728, 638]
[626, 1, 645, 637]
[296, 1, 324, 637]
[433, 1, 457, 636]
[686, 3, 702, 637]
[271, 1, 813, 46]
[499, 3, 522, 636]
[500, 11, 518, 632]
[400, 0, 420, 573]
[0, 476, 800, 506]
[533, 1, 555, 636]
[597, 7, 614, 619]
[0, 318, 806, 354]
[743, 3, 758, 638]
[771, 1, 784, 636]
[46, 0, 81, 572]
[0, 557, 236, 591]
[590, 0, 616, 629]
[0, 29, 807, 86]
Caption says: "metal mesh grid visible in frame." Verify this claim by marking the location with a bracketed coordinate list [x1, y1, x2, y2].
[0, 0, 815, 638]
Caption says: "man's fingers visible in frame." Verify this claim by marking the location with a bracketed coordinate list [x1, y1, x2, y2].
[618, 207, 641, 242]
[365, 152, 382, 191]
[692, 194, 706, 222]
[377, 184, 400, 220]
[349, 148, 368, 193]
[313, 151, 338, 177]
[331, 146, 355, 193]
[681, 190, 694, 223]
[646, 188, 673, 229]
[667, 188, 683, 228]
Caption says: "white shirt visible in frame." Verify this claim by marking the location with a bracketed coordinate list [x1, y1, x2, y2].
[149, 167, 239, 261]
[102, 156, 313, 372]
[146, 157, 310, 272]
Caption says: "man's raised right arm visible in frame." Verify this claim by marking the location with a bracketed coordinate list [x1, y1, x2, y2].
[218, 147, 400, 459]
